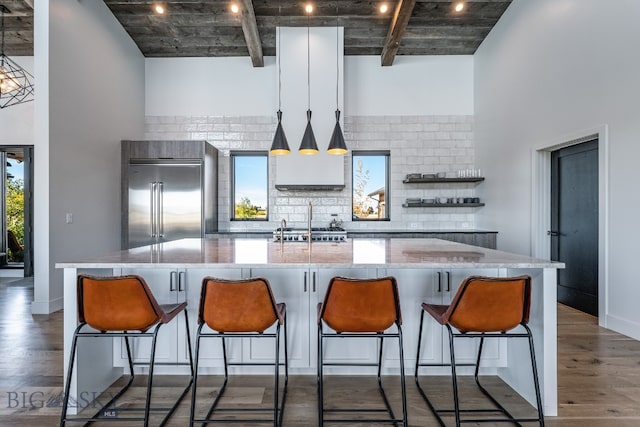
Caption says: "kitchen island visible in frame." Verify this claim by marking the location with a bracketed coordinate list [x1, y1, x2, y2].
[57, 237, 563, 415]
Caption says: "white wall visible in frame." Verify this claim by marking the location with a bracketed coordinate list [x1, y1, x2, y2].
[345, 55, 473, 116]
[33, 0, 145, 313]
[145, 55, 473, 117]
[145, 57, 275, 117]
[0, 57, 34, 145]
[474, 0, 640, 338]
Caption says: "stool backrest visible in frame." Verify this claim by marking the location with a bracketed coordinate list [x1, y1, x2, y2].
[199, 277, 282, 333]
[77, 274, 162, 332]
[446, 275, 531, 333]
[319, 276, 401, 333]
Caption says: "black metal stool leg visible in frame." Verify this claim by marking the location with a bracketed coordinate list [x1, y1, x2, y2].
[414, 309, 425, 382]
[60, 324, 83, 427]
[397, 326, 408, 427]
[202, 335, 230, 424]
[278, 311, 289, 427]
[525, 324, 545, 426]
[376, 335, 399, 426]
[273, 323, 280, 427]
[143, 325, 162, 427]
[317, 322, 324, 426]
[446, 325, 462, 427]
[189, 324, 204, 427]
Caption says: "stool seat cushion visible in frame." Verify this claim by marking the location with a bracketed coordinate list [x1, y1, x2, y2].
[319, 277, 400, 333]
[80, 276, 162, 332]
[200, 278, 282, 333]
[422, 276, 530, 333]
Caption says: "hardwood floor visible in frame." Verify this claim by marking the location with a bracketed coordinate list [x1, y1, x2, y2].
[1, 277, 639, 426]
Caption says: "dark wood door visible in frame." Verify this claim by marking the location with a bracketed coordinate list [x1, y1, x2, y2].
[551, 139, 598, 316]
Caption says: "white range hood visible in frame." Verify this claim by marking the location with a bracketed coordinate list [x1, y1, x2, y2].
[274, 27, 345, 191]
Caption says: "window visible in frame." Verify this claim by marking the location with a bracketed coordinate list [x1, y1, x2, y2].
[352, 151, 390, 220]
[231, 152, 268, 220]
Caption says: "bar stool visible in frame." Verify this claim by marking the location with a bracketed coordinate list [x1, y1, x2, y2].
[414, 275, 544, 426]
[317, 276, 408, 426]
[59, 274, 194, 427]
[189, 276, 288, 426]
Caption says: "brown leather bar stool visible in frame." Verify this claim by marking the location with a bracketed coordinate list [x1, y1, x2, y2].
[189, 276, 288, 426]
[415, 275, 544, 426]
[317, 276, 408, 426]
[59, 274, 194, 427]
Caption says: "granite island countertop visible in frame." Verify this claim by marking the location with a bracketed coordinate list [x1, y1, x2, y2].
[56, 237, 563, 270]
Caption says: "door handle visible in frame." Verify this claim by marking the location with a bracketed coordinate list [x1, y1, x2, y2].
[178, 271, 185, 292]
[312, 271, 316, 293]
[437, 271, 442, 292]
[170, 271, 177, 291]
[157, 182, 164, 238]
[547, 230, 560, 236]
[150, 182, 157, 238]
[446, 271, 451, 292]
[303, 271, 308, 292]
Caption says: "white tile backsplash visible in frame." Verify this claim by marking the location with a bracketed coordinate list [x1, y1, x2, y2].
[144, 114, 478, 232]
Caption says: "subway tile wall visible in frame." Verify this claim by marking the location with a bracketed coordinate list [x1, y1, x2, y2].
[144, 115, 477, 232]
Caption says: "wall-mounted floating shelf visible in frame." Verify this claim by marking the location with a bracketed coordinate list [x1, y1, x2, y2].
[402, 202, 485, 208]
[402, 177, 485, 184]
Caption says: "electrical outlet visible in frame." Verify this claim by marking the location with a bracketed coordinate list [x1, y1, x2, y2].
[65, 213, 73, 224]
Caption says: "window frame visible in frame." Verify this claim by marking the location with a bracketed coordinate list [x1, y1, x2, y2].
[230, 151, 269, 221]
[351, 150, 390, 221]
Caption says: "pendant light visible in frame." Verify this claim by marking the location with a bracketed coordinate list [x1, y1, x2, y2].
[270, 7, 290, 155]
[327, 3, 347, 155]
[298, 7, 318, 155]
[0, 5, 34, 109]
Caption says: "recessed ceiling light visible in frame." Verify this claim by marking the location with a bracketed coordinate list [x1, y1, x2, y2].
[305, 3, 314, 14]
[154, 4, 165, 14]
[231, 3, 240, 14]
[380, 3, 389, 14]
[455, 2, 465, 12]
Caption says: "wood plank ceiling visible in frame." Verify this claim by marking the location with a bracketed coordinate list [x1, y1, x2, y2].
[0, 0, 512, 66]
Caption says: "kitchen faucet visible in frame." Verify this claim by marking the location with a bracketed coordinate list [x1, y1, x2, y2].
[279, 218, 286, 242]
[307, 202, 312, 241]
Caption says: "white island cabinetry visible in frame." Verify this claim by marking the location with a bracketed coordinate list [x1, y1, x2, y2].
[58, 237, 562, 416]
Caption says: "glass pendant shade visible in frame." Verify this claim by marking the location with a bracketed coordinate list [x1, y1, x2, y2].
[327, 110, 347, 155]
[299, 109, 319, 155]
[0, 4, 34, 109]
[270, 110, 290, 155]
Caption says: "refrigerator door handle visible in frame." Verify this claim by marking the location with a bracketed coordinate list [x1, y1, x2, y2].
[150, 182, 157, 238]
[157, 182, 164, 238]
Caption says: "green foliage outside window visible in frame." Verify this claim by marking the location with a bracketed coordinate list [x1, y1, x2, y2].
[6, 178, 24, 262]
[235, 197, 266, 219]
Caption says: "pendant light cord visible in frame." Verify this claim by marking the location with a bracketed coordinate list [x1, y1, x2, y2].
[307, 14, 310, 111]
[277, 6, 281, 111]
[336, 3, 339, 110]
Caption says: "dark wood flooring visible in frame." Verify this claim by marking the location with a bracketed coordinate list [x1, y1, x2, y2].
[1, 277, 639, 426]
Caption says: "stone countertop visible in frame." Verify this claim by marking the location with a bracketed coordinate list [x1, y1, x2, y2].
[56, 237, 563, 269]
[208, 229, 497, 235]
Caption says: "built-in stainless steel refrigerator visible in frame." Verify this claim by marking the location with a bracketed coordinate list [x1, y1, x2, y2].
[127, 160, 203, 248]
[122, 140, 218, 249]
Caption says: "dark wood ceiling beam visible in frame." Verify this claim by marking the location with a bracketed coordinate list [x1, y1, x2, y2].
[381, 0, 416, 66]
[238, 0, 264, 67]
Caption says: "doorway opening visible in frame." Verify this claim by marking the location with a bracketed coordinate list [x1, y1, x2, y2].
[0, 146, 33, 277]
[531, 126, 608, 325]
[551, 139, 598, 316]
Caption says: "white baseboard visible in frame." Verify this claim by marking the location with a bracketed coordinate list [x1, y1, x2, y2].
[31, 296, 63, 314]
[605, 314, 640, 341]
[0, 268, 24, 278]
